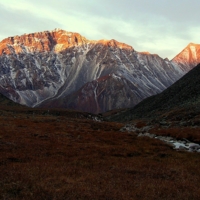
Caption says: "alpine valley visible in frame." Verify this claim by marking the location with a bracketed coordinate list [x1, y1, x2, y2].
[1, 29, 200, 200]
[0, 29, 200, 113]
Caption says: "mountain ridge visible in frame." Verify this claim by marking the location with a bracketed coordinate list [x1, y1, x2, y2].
[0, 29, 199, 113]
[106, 63, 200, 122]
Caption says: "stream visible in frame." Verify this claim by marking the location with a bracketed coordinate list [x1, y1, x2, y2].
[120, 124, 200, 152]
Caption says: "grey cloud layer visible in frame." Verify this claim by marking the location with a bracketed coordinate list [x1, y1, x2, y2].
[0, 3, 61, 38]
[0, 0, 199, 59]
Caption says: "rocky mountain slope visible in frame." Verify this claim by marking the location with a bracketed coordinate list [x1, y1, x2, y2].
[171, 43, 200, 72]
[0, 92, 23, 108]
[106, 63, 200, 122]
[0, 29, 199, 113]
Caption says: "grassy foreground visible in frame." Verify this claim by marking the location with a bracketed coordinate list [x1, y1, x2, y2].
[0, 111, 200, 200]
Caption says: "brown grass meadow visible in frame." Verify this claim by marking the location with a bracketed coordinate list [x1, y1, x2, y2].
[0, 109, 200, 199]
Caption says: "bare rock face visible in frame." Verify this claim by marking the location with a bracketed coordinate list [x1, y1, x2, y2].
[40, 74, 146, 113]
[0, 28, 88, 54]
[0, 29, 91, 106]
[171, 43, 200, 72]
[0, 29, 198, 113]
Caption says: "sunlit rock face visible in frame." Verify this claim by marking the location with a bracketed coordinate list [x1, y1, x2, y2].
[0, 29, 197, 113]
[171, 43, 200, 72]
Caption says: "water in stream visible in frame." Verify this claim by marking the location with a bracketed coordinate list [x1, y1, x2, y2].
[121, 124, 200, 152]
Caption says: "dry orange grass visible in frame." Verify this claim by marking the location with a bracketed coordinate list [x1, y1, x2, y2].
[0, 111, 200, 199]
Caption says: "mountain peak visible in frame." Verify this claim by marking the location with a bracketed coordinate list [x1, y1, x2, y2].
[187, 42, 200, 47]
[139, 51, 151, 55]
[97, 39, 133, 50]
[52, 28, 64, 32]
[0, 29, 89, 55]
[171, 42, 200, 72]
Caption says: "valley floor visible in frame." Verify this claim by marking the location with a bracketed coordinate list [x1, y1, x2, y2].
[0, 110, 200, 199]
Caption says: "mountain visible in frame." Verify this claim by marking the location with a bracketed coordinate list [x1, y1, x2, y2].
[38, 74, 146, 113]
[106, 63, 200, 123]
[0, 92, 23, 108]
[171, 43, 200, 72]
[0, 29, 198, 113]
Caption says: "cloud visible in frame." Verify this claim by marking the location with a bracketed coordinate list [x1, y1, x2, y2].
[0, 0, 199, 59]
[0, 3, 61, 38]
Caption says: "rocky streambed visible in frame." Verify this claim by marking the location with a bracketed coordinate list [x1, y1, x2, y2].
[120, 124, 200, 152]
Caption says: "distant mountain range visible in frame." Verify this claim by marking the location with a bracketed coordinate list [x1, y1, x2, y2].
[106, 63, 200, 123]
[0, 29, 199, 113]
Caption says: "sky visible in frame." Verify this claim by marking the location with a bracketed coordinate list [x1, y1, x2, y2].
[0, 0, 200, 59]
